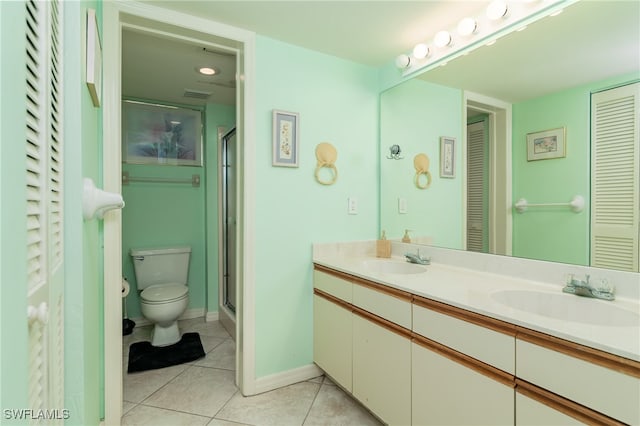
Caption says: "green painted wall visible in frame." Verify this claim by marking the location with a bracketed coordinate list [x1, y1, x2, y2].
[122, 102, 234, 320]
[63, 1, 103, 424]
[512, 72, 639, 265]
[0, 2, 30, 421]
[380, 78, 464, 248]
[253, 36, 379, 377]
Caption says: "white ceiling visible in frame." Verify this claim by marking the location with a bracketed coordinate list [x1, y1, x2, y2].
[123, 1, 640, 106]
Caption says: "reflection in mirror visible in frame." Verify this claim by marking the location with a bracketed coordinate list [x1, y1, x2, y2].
[380, 1, 639, 271]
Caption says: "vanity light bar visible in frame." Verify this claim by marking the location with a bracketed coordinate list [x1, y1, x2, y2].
[397, 0, 579, 77]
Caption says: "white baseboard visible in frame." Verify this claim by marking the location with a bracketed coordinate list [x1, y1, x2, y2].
[205, 311, 219, 322]
[130, 307, 206, 327]
[252, 363, 323, 395]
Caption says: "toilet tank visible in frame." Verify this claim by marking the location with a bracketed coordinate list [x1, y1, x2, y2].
[130, 246, 191, 290]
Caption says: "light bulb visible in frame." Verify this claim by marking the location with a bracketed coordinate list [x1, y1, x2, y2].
[412, 43, 430, 59]
[457, 18, 477, 37]
[486, 0, 508, 20]
[434, 30, 452, 48]
[395, 54, 411, 69]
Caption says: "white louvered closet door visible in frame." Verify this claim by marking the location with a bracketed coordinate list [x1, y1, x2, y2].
[25, 0, 65, 420]
[591, 82, 639, 272]
[467, 121, 485, 252]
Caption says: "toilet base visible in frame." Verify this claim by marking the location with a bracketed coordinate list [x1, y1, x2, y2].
[150, 321, 181, 347]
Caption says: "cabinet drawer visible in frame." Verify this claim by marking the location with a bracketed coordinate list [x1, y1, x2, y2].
[352, 282, 411, 329]
[413, 302, 515, 374]
[313, 269, 352, 303]
[517, 338, 639, 425]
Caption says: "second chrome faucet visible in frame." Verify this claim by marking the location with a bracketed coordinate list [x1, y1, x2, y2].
[562, 274, 615, 301]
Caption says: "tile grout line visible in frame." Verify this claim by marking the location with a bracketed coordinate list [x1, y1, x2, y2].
[130, 401, 214, 423]
[300, 377, 325, 426]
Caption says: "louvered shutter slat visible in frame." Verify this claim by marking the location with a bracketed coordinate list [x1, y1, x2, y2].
[467, 122, 485, 252]
[591, 84, 639, 271]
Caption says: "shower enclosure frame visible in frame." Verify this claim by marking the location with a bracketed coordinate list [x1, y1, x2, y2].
[219, 126, 237, 339]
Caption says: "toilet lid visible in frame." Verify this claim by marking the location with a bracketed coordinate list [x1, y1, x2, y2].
[141, 283, 188, 303]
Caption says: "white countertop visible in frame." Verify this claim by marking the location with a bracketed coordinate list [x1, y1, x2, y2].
[313, 252, 640, 362]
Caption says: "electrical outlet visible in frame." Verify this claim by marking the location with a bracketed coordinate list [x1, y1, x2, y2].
[348, 197, 358, 215]
[398, 197, 407, 214]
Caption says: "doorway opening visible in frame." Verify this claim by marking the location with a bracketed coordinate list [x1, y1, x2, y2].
[102, 3, 255, 423]
[463, 92, 513, 256]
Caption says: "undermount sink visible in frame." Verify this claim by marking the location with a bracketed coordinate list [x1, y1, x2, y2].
[491, 289, 640, 327]
[363, 259, 427, 275]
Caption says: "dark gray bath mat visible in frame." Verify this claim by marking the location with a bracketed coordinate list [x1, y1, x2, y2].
[127, 332, 205, 373]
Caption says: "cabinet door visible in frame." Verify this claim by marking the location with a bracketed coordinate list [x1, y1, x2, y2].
[412, 342, 514, 426]
[353, 313, 411, 425]
[313, 294, 352, 391]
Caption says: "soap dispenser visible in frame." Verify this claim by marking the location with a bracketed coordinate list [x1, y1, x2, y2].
[376, 230, 391, 258]
[402, 229, 412, 243]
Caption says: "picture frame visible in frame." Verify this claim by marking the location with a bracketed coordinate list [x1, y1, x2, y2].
[86, 8, 102, 107]
[439, 136, 456, 178]
[526, 127, 566, 161]
[272, 110, 300, 167]
[122, 100, 203, 166]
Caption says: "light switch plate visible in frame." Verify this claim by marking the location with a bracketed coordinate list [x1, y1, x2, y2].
[348, 197, 358, 215]
[398, 197, 407, 214]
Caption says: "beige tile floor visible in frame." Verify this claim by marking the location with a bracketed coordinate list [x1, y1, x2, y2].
[122, 318, 383, 426]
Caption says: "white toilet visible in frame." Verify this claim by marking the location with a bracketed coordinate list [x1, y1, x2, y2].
[130, 246, 191, 347]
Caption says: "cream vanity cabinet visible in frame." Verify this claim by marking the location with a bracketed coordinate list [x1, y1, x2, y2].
[313, 264, 640, 425]
[313, 265, 412, 425]
[515, 330, 640, 425]
[352, 280, 412, 425]
[313, 268, 353, 391]
[412, 296, 516, 425]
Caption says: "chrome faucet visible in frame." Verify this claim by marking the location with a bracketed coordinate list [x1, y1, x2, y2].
[562, 274, 615, 301]
[405, 249, 430, 265]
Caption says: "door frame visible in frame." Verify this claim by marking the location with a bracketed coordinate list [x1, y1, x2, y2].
[463, 91, 513, 256]
[102, 2, 256, 423]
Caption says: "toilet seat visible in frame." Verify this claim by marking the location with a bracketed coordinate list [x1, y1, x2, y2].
[141, 283, 188, 304]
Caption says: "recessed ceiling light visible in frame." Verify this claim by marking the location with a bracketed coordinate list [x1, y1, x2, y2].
[197, 67, 218, 76]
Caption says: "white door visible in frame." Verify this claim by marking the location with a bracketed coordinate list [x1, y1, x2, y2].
[467, 120, 487, 252]
[591, 82, 640, 271]
[24, 0, 65, 418]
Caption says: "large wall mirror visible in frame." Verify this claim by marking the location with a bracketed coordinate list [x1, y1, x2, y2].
[380, 1, 639, 271]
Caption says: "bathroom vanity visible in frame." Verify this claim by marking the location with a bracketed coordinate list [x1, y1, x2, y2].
[312, 242, 640, 425]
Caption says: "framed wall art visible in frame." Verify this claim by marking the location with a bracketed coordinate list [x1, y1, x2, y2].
[526, 127, 566, 161]
[122, 100, 203, 166]
[439, 136, 456, 178]
[272, 110, 299, 167]
[86, 8, 102, 107]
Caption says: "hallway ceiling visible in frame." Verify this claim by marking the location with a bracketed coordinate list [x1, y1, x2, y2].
[125, 1, 639, 106]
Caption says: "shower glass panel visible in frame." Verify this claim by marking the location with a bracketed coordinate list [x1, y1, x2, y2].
[222, 128, 237, 314]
